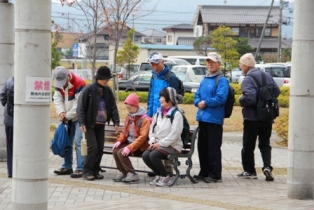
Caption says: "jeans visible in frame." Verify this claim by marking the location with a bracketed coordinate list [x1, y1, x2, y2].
[62, 120, 85, 171]
[241, 120, 273, 174]
[142, 149, 168, 177]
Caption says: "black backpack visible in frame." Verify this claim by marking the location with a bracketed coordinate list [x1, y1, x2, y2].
[165, 71, 185, 97]
[247, 72, 279, 122]
[6, 77, 14, 117]
[153, 108, 191, 148]
[215, 75, 235, 118]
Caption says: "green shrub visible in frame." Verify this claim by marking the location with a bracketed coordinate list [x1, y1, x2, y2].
[274, 111, 289, 146]
[278, 95, 289, 108]
[279, 86, 290, 97]
[231, 83, 242, 95]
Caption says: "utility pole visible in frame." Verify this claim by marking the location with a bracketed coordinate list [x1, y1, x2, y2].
[255, 0, 275, 60]
[277, 0, 283, 62]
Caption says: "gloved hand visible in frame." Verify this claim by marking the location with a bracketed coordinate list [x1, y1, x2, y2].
[112, 141, 121, 150]
[121, 146, 130, 156]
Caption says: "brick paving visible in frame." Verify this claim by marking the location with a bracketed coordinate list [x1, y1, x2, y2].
[0, 130, 313, 209]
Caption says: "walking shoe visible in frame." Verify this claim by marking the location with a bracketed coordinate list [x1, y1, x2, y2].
[149, 175, 160, 186]
[263, 167, 274, 181]
[54, 168, 73, 175]
[94, 171, 104, 180]
[83, 173, 95, 181]
[237, 171, 257, 179]
[113, 172, 127, 182]
[70, 170, 83, 178]
[203, 177, 222, 183]
[193, 175, 204, 182]
[122, 172, 139, 183]
[156, 175, 171, 187]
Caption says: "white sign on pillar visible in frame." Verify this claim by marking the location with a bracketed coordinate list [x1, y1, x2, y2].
[25, 76, 52, 103]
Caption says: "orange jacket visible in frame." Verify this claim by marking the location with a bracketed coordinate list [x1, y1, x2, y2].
[116, 115, 150, 153]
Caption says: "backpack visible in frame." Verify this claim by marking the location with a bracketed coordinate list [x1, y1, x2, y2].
[215, 75, 235, 118]
[6, 77, 14, 117]
[153, 108, 190, 148]
[165, 71, 185, 97]
[50, 122, 72, 158]
[247, 72, 280, 122]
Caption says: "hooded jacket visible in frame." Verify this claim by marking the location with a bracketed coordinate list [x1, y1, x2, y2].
[116, 106, 150, 153]
[147, 65, 179, 117]
[194, 70, 229, 125]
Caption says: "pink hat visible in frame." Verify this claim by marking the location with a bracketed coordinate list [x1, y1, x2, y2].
[124, 93, 139, 107]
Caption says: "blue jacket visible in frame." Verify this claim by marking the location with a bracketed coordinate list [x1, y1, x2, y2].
[0, 77, 14, 127]
[240, 68, 281, 121]
[194, 71, 229, 125]
[147, 65, 179, 117]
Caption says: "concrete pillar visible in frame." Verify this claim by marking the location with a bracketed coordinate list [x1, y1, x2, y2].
[287, 0, 314, 200]
[12, 0, 51, 209]
[0, 2, 14, 161]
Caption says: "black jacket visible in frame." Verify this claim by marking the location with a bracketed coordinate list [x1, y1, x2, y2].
[77, 82, 119, 127]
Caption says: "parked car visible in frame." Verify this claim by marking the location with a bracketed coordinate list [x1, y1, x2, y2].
[117, 64, 139, 80]
[238, 64, 290, 87]
[118, 71, 199, 93]
[171, 65, 207, 82]
[163, 58, 191, 65]
[167, 55, 208, 65]
[139, 62, 178, 72]
[225, 68, 243, 83]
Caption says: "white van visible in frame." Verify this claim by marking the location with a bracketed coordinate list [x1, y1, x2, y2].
[238, 64, 290, 87]
[167, 56, 207, 65]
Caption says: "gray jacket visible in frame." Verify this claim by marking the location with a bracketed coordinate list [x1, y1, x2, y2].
[239, 68, 281, 121]
[0, 77, 14, 127]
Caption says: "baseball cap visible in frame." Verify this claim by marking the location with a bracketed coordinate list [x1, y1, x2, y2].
[206, 52, 222, 63]
[53, 66, 68, 87]
[147, 52, 163, 63]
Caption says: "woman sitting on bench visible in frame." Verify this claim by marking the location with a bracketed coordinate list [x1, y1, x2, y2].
[112, 93, 151, 183]
[142, 87, 183, 187]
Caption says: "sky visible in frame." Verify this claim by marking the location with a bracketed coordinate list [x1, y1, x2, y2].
[43, 0, 295, 38]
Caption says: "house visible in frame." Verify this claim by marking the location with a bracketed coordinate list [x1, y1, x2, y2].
[162, 24, 195, 45]
[140, 28, 166, 44]
[54, 32, 82, 58]
[76, 25, 144, 60]
[193, 5, 291, 53]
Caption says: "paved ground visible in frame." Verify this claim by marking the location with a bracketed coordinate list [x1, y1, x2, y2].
[0, 130, 313, 209]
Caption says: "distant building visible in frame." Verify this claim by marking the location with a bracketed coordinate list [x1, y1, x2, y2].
[140, 29, 166, 44]
[193, 5, 291, 53]
[162, 24, 195, 46]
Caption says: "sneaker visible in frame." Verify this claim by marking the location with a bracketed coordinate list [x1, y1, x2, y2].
[83, 173, 95, 181]
[113, 173, 127, 182]
[203, 177, 222, 183]
[193, 175, 204, 182]
[156, 175, 171, 187]
[70, 170, 83, 178]
[94, 171, 104, 180]
[149, 175, 160, 186]
[54, 168, 73, 175]
[263, 167, 274, 181]
[122, 172, 139, 183]
[237, 171, 257, 179]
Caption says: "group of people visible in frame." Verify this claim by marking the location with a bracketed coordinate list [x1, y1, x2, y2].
[1, 50, 280, 186]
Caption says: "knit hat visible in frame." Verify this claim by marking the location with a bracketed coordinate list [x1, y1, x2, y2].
[206, 52, 222, 63]
[53, 66, 68, 87]
[239, 53, 256, 67]
[95, 66, 112, 80]
[124, 93, 139, 107]
[166, 87, 182, 106]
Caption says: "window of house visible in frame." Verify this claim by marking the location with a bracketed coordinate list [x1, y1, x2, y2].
[133, 36, 138, 41]
[231, 27, 239, 35]
[168, 35, 172, 42]
[104, 35, 110, 40]
[264, 28, 271, 36]
[156, 39, 162, 43]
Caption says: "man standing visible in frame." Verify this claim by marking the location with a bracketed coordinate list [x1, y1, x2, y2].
[0, 77, 14, 178]
[77, 66, 120, 181]
[52, 66, 86, 178]
[146, 52, 180, 174]
[238, 53, 280, 181]
[193, 52, 229, 183]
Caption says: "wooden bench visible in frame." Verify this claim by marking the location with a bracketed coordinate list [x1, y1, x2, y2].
[100, 125, 199, 186]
